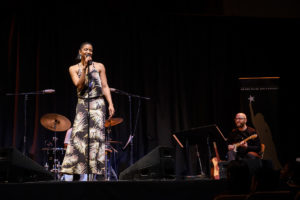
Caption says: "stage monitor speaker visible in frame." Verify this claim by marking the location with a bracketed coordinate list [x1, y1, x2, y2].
[218, 161, 230, 179]
[0, 147, 54, 183]
[218, 159, 274, 179]
[119, 146, 175, 180]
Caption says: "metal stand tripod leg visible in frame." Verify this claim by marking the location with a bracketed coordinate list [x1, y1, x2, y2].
[104, 126, 111, 181]
[52, 122, 59, 181]
[110, 166, 118, 180]
[196, 144, 206, 177]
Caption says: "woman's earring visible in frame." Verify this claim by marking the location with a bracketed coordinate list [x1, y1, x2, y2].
[79, 54, 81, 59]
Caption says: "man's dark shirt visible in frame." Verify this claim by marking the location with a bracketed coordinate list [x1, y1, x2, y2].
[227, 126, 261, 154]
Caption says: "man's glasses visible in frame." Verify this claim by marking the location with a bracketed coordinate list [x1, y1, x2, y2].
[235, 118, 246, 120]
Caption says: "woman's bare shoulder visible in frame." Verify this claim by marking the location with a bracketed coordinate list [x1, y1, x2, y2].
[69, 64, 79, 72]
[93, 62, 105, 71]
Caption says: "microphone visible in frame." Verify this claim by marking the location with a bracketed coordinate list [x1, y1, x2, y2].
[86, 53, 92, 66]
[42, 89, 55, 94]
[110, 88, 150, 100]
[110, 88, 120, 93]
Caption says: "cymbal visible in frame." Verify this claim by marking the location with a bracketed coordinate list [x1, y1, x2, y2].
[40, 113, 71, 132]
[105, 117, 123, 128]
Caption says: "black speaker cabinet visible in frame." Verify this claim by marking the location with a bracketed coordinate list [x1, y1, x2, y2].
[119, 146, 175, 180]
[0, 147, 54, 183]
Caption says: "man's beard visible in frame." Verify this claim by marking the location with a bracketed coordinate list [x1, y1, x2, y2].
[237, 122, 245, 128]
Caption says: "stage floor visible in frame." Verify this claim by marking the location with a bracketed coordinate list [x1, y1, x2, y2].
[0, 179, 227, 200]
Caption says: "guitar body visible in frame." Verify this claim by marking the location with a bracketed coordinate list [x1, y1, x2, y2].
[232, 134, 258, 152]
[211, 157, 220, 180]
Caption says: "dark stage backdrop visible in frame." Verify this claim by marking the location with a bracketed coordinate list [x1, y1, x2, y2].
[0, 6, 299, 176]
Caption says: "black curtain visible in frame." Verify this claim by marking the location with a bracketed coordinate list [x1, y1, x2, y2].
[0, 6, 299, 175]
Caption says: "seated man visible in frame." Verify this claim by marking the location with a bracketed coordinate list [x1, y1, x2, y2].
[227, 113, 261, 161]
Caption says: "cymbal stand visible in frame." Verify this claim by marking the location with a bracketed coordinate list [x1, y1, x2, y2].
[104, 126, 110, 181]
[108, 146, 118, 181]
[52, 120, 59, 181]
[104, 126, 118, 181]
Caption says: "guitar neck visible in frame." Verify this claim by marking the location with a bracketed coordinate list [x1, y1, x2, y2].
[236, 134, 257, 147]
[243, 137, 252, 143]
[213, 142, 220, 161]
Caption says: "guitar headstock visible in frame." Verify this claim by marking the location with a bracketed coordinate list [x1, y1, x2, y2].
[250, 134, 258, 139]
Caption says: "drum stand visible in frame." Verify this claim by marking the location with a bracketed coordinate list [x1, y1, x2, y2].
[48, 120, 64, 181]
[43, 128, 61, 180]
[40, 113, 71, 181]
[51, 120, 60, 181]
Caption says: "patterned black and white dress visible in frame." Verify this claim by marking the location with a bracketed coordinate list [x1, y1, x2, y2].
[61, 63, 106, 175]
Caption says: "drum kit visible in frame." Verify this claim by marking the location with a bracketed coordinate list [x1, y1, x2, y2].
[40, 113, 123, 181]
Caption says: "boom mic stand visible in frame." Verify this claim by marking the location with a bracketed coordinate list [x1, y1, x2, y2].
[110, 88, 150, 165]
[6, 89, 55, 155]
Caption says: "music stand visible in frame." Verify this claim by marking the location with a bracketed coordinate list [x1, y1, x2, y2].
[172, 124, 227, 179]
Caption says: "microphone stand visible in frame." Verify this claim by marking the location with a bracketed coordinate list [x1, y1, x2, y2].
[6, 90, 55, 156]
[87, 60, 92, 181]
[112, 88, 150, 166]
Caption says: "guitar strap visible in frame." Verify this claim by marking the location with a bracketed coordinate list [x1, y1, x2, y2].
[236, 128, 248, 140]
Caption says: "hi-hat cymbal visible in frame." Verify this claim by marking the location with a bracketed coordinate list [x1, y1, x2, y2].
[105, 117, 123, 128]
[107, 140, 122, 144]
[40, 113, 71, 132]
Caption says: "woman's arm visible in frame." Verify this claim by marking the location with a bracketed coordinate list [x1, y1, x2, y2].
[69, 65, 86, 91]
[99, 63, 115, 119]
[69, 56, 91, 90]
